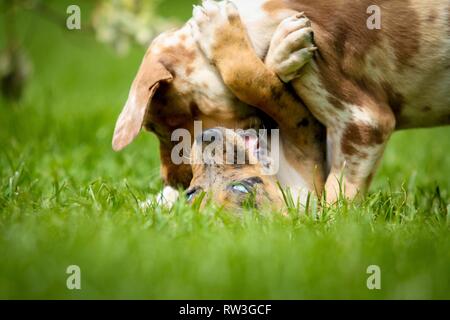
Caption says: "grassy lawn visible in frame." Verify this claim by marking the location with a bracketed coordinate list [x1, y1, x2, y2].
[0, 1, 449, 299]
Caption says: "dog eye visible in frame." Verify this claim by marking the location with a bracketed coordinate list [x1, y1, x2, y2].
[186, 187, 201, 202]
[230, 183, 250, 194]
[229, 177, 264, 195]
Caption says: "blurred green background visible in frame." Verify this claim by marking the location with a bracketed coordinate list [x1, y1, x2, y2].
[0, 0, 449, 299]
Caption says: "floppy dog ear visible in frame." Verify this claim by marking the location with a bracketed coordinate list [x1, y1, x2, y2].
[112, 56, 173, 151]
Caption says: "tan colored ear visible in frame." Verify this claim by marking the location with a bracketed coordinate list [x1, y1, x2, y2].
[112, 56, 173, 151]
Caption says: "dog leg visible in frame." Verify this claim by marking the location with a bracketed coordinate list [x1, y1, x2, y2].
[323, 106, 396, 202]
[266, 18, 396, 202]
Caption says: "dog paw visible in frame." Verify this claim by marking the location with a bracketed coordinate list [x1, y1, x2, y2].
[265, 13, 317, 83]
[155, 186, 180, 208]
[190, 0, 240, 61]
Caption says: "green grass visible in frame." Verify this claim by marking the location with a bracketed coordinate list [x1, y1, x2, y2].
[0, 1, 449, 299]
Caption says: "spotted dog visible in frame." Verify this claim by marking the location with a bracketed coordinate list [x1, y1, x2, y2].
[113, 0, 449, 206]
[112, 0, 326, 206]
[190, 0, 450, 204]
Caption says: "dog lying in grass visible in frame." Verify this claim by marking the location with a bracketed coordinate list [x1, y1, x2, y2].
[113, 0, 449, 208]
[186, 127, 287, 210]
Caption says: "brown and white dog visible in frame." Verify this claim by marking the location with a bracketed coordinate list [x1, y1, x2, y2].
[113, 0, 449, 207]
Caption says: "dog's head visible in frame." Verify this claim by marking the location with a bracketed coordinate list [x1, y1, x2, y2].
[186, 127, 284, 211]
[112, 24, 264, 188]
